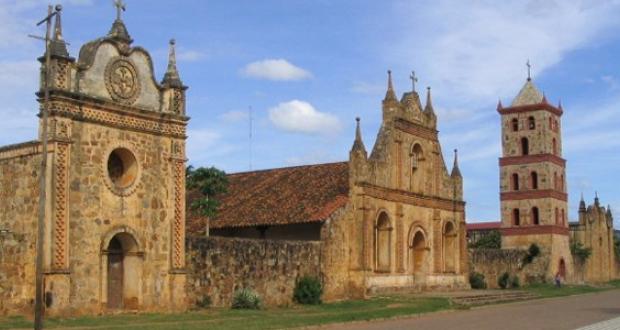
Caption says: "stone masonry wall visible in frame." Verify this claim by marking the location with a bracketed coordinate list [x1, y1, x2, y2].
[186, 236, 322, 307]
[470, 248, 550, 289]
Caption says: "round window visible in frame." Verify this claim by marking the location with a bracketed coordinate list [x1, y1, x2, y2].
[107, 148, 138, 189]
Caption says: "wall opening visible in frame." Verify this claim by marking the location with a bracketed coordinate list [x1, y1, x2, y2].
[105, 232, 141, 310]
[375, 212, 392, 272]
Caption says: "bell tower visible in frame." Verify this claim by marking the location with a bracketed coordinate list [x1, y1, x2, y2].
[497, 72, 573, 280]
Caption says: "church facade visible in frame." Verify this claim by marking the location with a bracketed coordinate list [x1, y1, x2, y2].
[191, 72, 469, 300]
[0, 8, 188, 315]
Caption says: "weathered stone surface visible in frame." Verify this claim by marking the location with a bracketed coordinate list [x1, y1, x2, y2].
[186, 236, 321, 307]
[470, 248, 550, 289]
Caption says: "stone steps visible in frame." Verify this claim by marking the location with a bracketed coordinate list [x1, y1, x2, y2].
[450, 291, 539, 306]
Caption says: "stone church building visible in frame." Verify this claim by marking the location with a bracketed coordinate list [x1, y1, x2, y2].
[190, 72, 469, 300]
[0, 8, 188, 315]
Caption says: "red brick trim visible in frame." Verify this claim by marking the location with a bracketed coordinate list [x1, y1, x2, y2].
[358, 182, 465, 212]
[500, 225, 569, 236]
[498, 103, 563, 116]
[499, 154, 566, 167]
[394, 118, 438, 141]
[501, 189, 567, 201]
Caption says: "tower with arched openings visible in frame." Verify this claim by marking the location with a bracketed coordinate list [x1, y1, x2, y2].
[497, 75, 573, 281]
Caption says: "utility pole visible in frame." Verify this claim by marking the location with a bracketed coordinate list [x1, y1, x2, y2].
[32, 5, 62, 330]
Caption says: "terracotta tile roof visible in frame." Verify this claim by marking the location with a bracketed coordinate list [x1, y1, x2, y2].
[466, 221, 502, 231]
[187, 162, 350, 231]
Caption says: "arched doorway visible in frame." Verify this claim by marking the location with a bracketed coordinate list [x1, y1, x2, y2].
[375, 212, 392, 272]
[558, 258, 566, 279]
[105, 232, 142, 310]
[443, 221, 457, 273]
[409, 230, 427, 274]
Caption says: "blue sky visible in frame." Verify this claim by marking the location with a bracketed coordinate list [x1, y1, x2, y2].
[1, 0, 619, 225]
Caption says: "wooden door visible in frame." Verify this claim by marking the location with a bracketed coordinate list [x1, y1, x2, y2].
[107, 252, 123, 309]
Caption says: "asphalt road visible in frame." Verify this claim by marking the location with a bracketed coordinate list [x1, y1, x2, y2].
[324, 290, 620, 330]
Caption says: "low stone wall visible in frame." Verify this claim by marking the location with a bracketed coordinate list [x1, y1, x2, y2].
[469, 248, 550, 289]
[186, 236, 322, 307]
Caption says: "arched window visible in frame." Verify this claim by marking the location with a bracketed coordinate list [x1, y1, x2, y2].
[548, 117, 552, 129]
[521, 138, 529, 155]
[561, 209, 566, 226]
[560, 174, 564, 192]
[553, 172, 558, 190]
[530, 171, 538, 190]
[511, 118, 519, 132]
[554, 120, 559, 132]
[555, 208, 559, 225]
[375, 212, 392, 272]
[528, 116, 536, 130]
[531, 207, 540, 225]
[513, 209, 520, 226]
[443, 222, 457, 273]
[552, 138, 557, 155]
[411, 144, 423, 171]
[512, 173, 520, 191]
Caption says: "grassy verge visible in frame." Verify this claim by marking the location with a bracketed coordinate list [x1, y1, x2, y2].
[523, 283, 605, 298]
[0, 296, 451, 330]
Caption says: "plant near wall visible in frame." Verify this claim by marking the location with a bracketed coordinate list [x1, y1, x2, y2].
[498, 272, 510, 289]
[186, 166, 228, 233]
[523, 243, 541, 265]
[614, 236, 620, 259]
[570, 241, 592, 264]
[232, 288, 261, 309]
[469, 230, 501, 249]
[511, 275, 520, 288]
[469, 272, 487, 289]
[293, 276, 323, 305]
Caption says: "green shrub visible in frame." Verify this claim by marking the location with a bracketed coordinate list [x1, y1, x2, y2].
[523, 243, 541, 265]
[498, 272, 510, 289]
[232, 288, 261, 309]
[571, 241, 592, 264]
[469, 272, 487, 289]
[196, 295, 212, 309]
[469, 230, 501, 249]
[511, 275, 520, 288]
[293, 276, 323, 305]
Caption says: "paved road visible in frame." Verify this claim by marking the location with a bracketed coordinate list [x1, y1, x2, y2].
[324, 290, 620, 330]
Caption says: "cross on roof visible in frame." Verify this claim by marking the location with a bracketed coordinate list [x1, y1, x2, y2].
[526, 59, 532, 81]
[114, 0, 126, 21]
[409, 71, 418, 92]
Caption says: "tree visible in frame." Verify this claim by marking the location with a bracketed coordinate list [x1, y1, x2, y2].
[469, 230, 501, 249]
[186, 166, 228, 234]
[570, 241, 592, 265]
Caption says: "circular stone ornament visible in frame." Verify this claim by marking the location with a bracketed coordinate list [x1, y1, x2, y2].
[103, 146, 141, 197]
[105, 57, 140, 105]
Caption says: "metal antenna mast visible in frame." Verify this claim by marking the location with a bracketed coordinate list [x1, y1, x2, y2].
[249, 106, 253, 171]
[31, 5, 62, 329]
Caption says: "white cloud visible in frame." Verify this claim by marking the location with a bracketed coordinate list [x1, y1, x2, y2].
[176, 49, 205, 62]
[241, 59, 312, 81]
[219, 110, 249, 123]
[268, 100, 340, 135]
[394, 0, 620, 104]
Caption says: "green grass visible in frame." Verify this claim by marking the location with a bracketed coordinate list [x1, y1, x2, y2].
[0, 296, 451, 330]
[523, 283, 606, 298]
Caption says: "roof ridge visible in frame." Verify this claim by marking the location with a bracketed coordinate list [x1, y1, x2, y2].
[228, 161, 348, 176]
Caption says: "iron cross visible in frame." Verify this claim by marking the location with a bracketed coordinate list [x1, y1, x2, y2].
[526, 59, 532, 80]
[409, 71, 418, 92]
[114, 0, 126, 20]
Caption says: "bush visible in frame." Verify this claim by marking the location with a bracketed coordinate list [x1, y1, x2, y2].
[232, 288, 261, 309]
[469, 272, 487, 289]
[523, 243, 541, 265]
[469, 230, 501, 249]
[511, 275, 520, 288]
[498, 272, 510, 289]
[196, 295, 212, 309]
[293, 276, 323, 305]
[571, 241, 592, 264]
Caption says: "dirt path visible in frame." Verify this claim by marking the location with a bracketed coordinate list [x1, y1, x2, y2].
[322, 290, 620, 330]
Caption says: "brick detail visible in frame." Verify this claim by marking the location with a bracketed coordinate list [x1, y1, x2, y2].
[499, 154, 566, 167]
[501, 189, 567, 201]
[53, 142, 70, 270]
[172, 159, 185, 269]
[500, 225, 569, 236]
[498, 102, 563, 116]
[394, 118, 438, 141]
[359, 183, 465, 212]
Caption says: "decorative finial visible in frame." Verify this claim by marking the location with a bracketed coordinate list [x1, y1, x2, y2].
[595, 191, 600, 206]
[558, 99, 563, 110]
[351, 116, 366, 155]
[542, 92, 548, 104]
[409, 71, 418, 92]
[161, 38, 184, 88]
[526, 59, 532, 81]
[424, 86, 435, 115]
[384, 70, 397, 102]
[114, 0, 126, 21]
[451, 148, 461, 178]
[497, 98, 503, 110]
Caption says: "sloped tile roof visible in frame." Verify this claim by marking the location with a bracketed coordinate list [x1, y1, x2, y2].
[187, 162, 350, 232]
[511, 80, 543, 106]
[466, 221, 501, 231]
